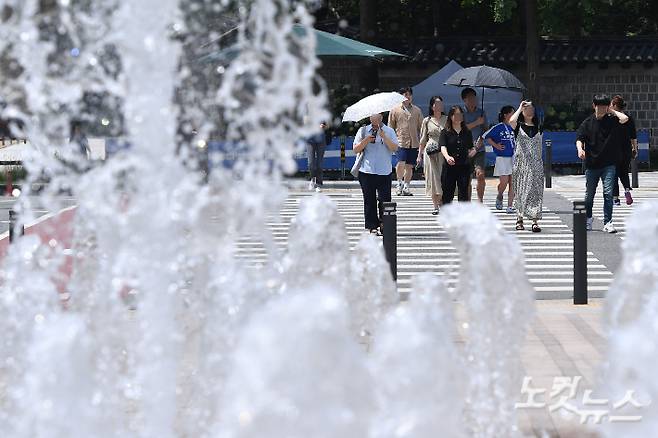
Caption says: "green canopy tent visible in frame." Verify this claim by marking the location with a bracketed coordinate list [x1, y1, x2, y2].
[196, 24, 405, 63]
[297, 25, 405, 58]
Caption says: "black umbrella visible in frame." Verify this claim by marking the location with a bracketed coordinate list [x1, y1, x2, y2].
[444, 65, 526, 115]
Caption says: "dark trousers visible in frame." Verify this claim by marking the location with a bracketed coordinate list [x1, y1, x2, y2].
[585, 164, 616, 224]
[307, 142, 325, 185]
[358, 171, 392, 230]
[441, 164, 471, 204]
[613, 158, 631, 197]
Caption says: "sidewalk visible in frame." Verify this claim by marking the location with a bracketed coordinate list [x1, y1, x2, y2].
[501, 299, 606, 436]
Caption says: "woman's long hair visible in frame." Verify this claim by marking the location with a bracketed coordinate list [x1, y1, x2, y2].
[517, 104, 542, 134]
[445, 105, 467, 132]
[428, 95, 444, 117]
[518, 112, 542, 132]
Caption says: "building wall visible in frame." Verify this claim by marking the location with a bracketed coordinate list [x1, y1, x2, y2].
[518, 64, 657, 149]
[374, 62, 658, 149]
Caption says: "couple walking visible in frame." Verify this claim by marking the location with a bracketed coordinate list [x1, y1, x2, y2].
[576, 94, 636, 233]
[415, 88, 489, 214]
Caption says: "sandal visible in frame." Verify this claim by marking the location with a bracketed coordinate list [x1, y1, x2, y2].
[515, 219, 525, 231]
[532, 223, 541, 233]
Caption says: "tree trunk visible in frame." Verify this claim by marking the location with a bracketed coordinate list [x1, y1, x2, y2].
[359, 0, 377, 42]
[525, 0, 539, 101]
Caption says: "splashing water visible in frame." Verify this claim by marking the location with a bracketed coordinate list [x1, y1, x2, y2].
[0, 1, 547, 437]
[216, 287, 374, 438]
[440, 203, 535, 438]
[0, 0, 325, 436]
[369, 273, 466, 438]
[602, 201, 658, 438]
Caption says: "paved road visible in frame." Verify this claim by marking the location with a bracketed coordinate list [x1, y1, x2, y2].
[234, 173, 658, 300]
[4, 172, 656, 300]
[554, 172, 658, 240]
[0, 196, 76, 236]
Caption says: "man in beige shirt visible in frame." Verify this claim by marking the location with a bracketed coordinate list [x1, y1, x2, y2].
[389, 86, 423, 196]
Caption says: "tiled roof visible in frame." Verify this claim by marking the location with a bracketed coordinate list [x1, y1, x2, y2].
[368, 37, 658, 65]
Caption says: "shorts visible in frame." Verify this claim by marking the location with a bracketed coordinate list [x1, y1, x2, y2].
[493, 156, 513, 176]
[396, 147, 419, 164]
[471, 150, 486, 171]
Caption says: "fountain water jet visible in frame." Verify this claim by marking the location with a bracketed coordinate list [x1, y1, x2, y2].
[216, 287, 374, 438]
[602, 201, 658, 438]
[369, 273, 466, 438]
[440, 203, 535, 438]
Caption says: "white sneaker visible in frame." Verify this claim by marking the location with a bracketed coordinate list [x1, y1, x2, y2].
[396, 181, 403, 196]
[506, 206, 515, 214]
[315, 186, 322, 193]
[586, 217, 593, 231]
[603, 221, 617, 234]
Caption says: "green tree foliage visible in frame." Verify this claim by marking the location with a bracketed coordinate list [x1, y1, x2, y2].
[460, 0, 517, 22]
[321, 0, 658, 37]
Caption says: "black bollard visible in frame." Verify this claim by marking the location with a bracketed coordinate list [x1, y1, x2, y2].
[545, 138, 552, 188]
[340, 135, 346, 180]
[631, 157, 639, 188]
[573, 201, 588, 305]
[381, 202, 397, 282]
[9, 209, 24, 243]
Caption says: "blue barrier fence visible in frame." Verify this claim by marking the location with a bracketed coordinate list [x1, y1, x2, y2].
[105, 129, 651, 171]
[295, 130, 651, 172]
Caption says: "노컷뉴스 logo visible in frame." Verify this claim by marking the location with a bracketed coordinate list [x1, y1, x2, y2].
[515, 376, 649, 424]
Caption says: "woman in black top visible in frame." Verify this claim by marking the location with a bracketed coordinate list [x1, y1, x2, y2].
[440, 106, 476, 204]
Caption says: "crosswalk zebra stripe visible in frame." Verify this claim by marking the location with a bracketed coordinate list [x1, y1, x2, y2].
[234, 185, 625, 299]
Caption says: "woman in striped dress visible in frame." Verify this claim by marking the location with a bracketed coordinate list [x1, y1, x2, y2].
[510, 101, 544, 232]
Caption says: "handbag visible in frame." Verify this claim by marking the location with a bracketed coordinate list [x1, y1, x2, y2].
[422, 117, 441, 155]
[425, 140, 440, 155]
[350, 152, 364, 177]
[350, 127, 365, 177]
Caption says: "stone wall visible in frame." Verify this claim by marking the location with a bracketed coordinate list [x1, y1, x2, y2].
[514, 65, 658, 149]
[372, 62, 658, 149]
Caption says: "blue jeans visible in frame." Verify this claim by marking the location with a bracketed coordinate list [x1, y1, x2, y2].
[585, 165, 616, 224]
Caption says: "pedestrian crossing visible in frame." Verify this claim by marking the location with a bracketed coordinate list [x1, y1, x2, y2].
[235, 184, 617, 300]
[556, 173, 658, 239]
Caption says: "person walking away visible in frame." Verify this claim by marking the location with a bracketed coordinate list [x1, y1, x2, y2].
[418, 96, 448, 215]
[483, 106, 516, 213]
[389, 86, 423, 196]
[70, 120, 90, 159]
[353, 113, 399, 235]
[440, 106, 476, 205]
[307, 121, 328, 192]
[462, 87, 488, 202]
[66, 120, 92, 173]
[576, 94, 629, 233]
[509, 101, 544, 232]
[610, 95, 636, 206]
